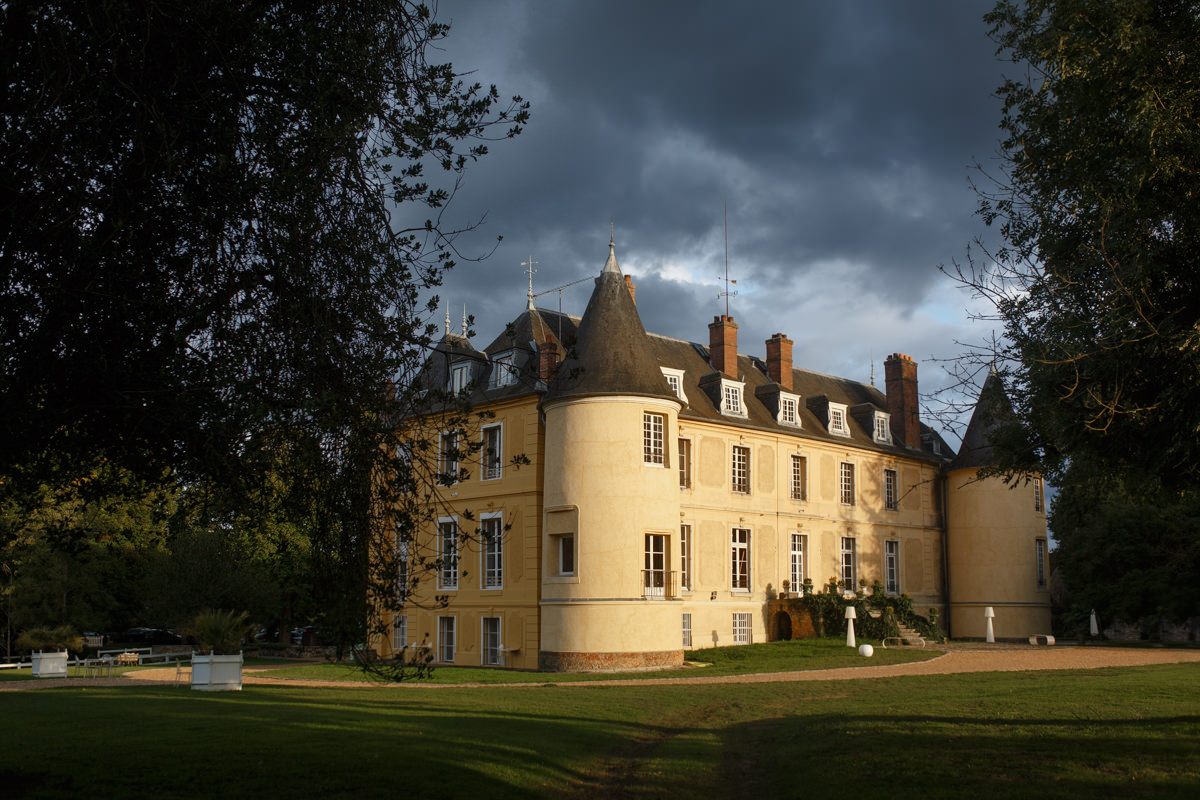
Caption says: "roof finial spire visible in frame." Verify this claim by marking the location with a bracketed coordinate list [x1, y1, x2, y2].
[602, 219, 621, 275]
[522, 256, 538, 310]
[444, 301, 450, 336]
[461, 305, 468, 336]
[870, 348, 876, 387]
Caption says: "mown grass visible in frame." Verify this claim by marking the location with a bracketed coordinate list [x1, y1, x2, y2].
[2, 661, 1198, 798]
[264, 637, 939, 683]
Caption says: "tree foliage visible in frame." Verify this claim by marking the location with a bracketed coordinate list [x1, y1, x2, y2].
[0, 1, 528, 658]
[946, 0, 1200, 487]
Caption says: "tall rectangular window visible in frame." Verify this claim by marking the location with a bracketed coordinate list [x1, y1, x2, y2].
[731, 528, 751, 590]
[682, 613, 692, 648]
[839, 462, 855, 506]
[392, 615, 408, 652]
[840, 536, 857, 589]
[482, 424, 503, 480]
[884, 468, 898, 510]
[557, 534, 575, 576]
[680, 524, 693, 591]
[438, 518, 458, 590]
[439, 431, 459, 485]
[874, 413, 892, 444]
[394, 528, 409, 602]
[790, 533, 808, 590]
[790, 454, 807, 501]
[482, 617, 502, 666]
[450, 364, 470, 394]
[678, 438, 692, 488]
[733, 612, 752, 644]
[1034, 478, 1044, 513]
[643, 412, 665, 465]
[731, 445, 750, 494]
[885, 539, 900, 594]
[437, 616, 456, 662]
[482, 514, 503, 589]
[643, 534, 667, 598]
[1036, 539, 1047, 588]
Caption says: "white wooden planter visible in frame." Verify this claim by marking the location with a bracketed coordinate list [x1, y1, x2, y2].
[190, 652, 243, 691]
[31, 650, 69, 678]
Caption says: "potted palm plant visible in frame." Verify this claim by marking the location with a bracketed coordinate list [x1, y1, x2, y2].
[188, 610, 250, 692]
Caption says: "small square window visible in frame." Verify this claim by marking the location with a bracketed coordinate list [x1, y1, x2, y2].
[719, 378, 747, 417]
[491, 352, 516, 388]
[828, 404, 850, 437]
[660, 367, 687, 403]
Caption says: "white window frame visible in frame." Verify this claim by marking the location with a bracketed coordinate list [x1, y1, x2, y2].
[731, 445, 751, 494]
[394, 528, 409, 602]
[680, 523, 693, 592]
[557, 534, 576, 576]
[790, 453, 807, 501]
[778, 392, 801, 427]
[682, 612, 693, 648]
[437, 517, 458, 590]
[840, 461, 856, 506]
[490, 351, 517, 388]
[392, 614, 408, 652]
[719, 378, 747, 418]
[437, 615, 456, 663]
[733, 612, 752, 645]
[1036, 538, 1047, 588]
[481, 512, 503, 590]
[482, 423, 503, 481]
[678, 437, 692, 488]
[828, 403, 851, 437]
[449, 363, 471, 394]
[643, 412, 666, 466]
[790, 533, 808, 590]
[885, 539, 900, 595]
[884, 468, 898, 511]
[482, 616, 503, 666]
[643, 534, 668, 598]
[840, 536, 857, 589]
[873, 411, 893, 444]
[731, 527, 751, 591]
[660, 367, 687, 403]
[1034, 477, 1045, 513]
[439, 430, 459, 485]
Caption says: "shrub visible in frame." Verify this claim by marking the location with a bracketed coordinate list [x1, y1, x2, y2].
[16, 626, 84, 655]
[188, 609, 251, 655]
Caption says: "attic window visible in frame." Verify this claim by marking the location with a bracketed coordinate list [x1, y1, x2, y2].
[720, 379, 747, 418]
[660, 367, 687, 403]
[449, 363, 471, 394]
[828, 403, 850, 436]
[778, 393, 801, 427]
[873, 411, 892, 444]
[491, 351, 516, 388]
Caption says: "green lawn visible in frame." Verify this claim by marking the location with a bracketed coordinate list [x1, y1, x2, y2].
[262, 636, 939, 683]
[3, 660, 1199, 798]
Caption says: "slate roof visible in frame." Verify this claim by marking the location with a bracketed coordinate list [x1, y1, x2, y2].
[949, 368, 1012, 471]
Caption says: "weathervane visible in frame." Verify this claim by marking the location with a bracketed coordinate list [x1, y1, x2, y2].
[522, 256, 538, 310]
[718, 200, 737, 316]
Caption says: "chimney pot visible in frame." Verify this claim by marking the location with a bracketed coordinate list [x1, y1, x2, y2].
[884, 353, 920, 447]
[623, 274, 636, 305]
[765, 333, 794, 390]
[708, 315, 739, 378]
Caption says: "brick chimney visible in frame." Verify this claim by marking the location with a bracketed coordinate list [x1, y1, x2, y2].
[884, 353, 919, 447]
[709, 315, 738, 378]
[539, 340, 561, 383]
[765, 333, 793, 390]
[623, 274, 636, 305]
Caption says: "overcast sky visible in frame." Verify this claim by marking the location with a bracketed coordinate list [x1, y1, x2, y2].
[417, 0, 1010, 443]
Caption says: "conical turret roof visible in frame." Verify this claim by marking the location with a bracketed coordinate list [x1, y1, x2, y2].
[543, 244, 679, 406]
[949, 368, 1014, 471]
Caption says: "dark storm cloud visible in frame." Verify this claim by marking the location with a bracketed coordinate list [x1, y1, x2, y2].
[426, 0, 1006, 428]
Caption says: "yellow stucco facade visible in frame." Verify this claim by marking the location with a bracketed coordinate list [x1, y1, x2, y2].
[374, 249, 1052, 670]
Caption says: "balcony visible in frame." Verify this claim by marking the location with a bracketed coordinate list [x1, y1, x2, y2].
[641, 569, 678, 599]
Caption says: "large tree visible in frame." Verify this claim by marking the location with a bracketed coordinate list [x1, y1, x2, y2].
[949, 0, 1200, 485]
[947, 0, 1200, 626]
[1, 1, 527, 653]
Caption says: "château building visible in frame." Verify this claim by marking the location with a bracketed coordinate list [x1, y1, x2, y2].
[378, 242, 1051, 671]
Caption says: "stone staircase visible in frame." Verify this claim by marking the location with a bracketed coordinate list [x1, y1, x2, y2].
[894, 623, 926, 647]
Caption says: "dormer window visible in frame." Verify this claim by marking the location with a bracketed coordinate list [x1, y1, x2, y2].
[720, 379, 746, 417]
[873, 411, 892, 444]
[660, 367, 687, 403]
[778, 393, 801, 427]
[491, 351, 516, 388]
[449, 363, 471, 394]
[828, 403, 850, 437]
